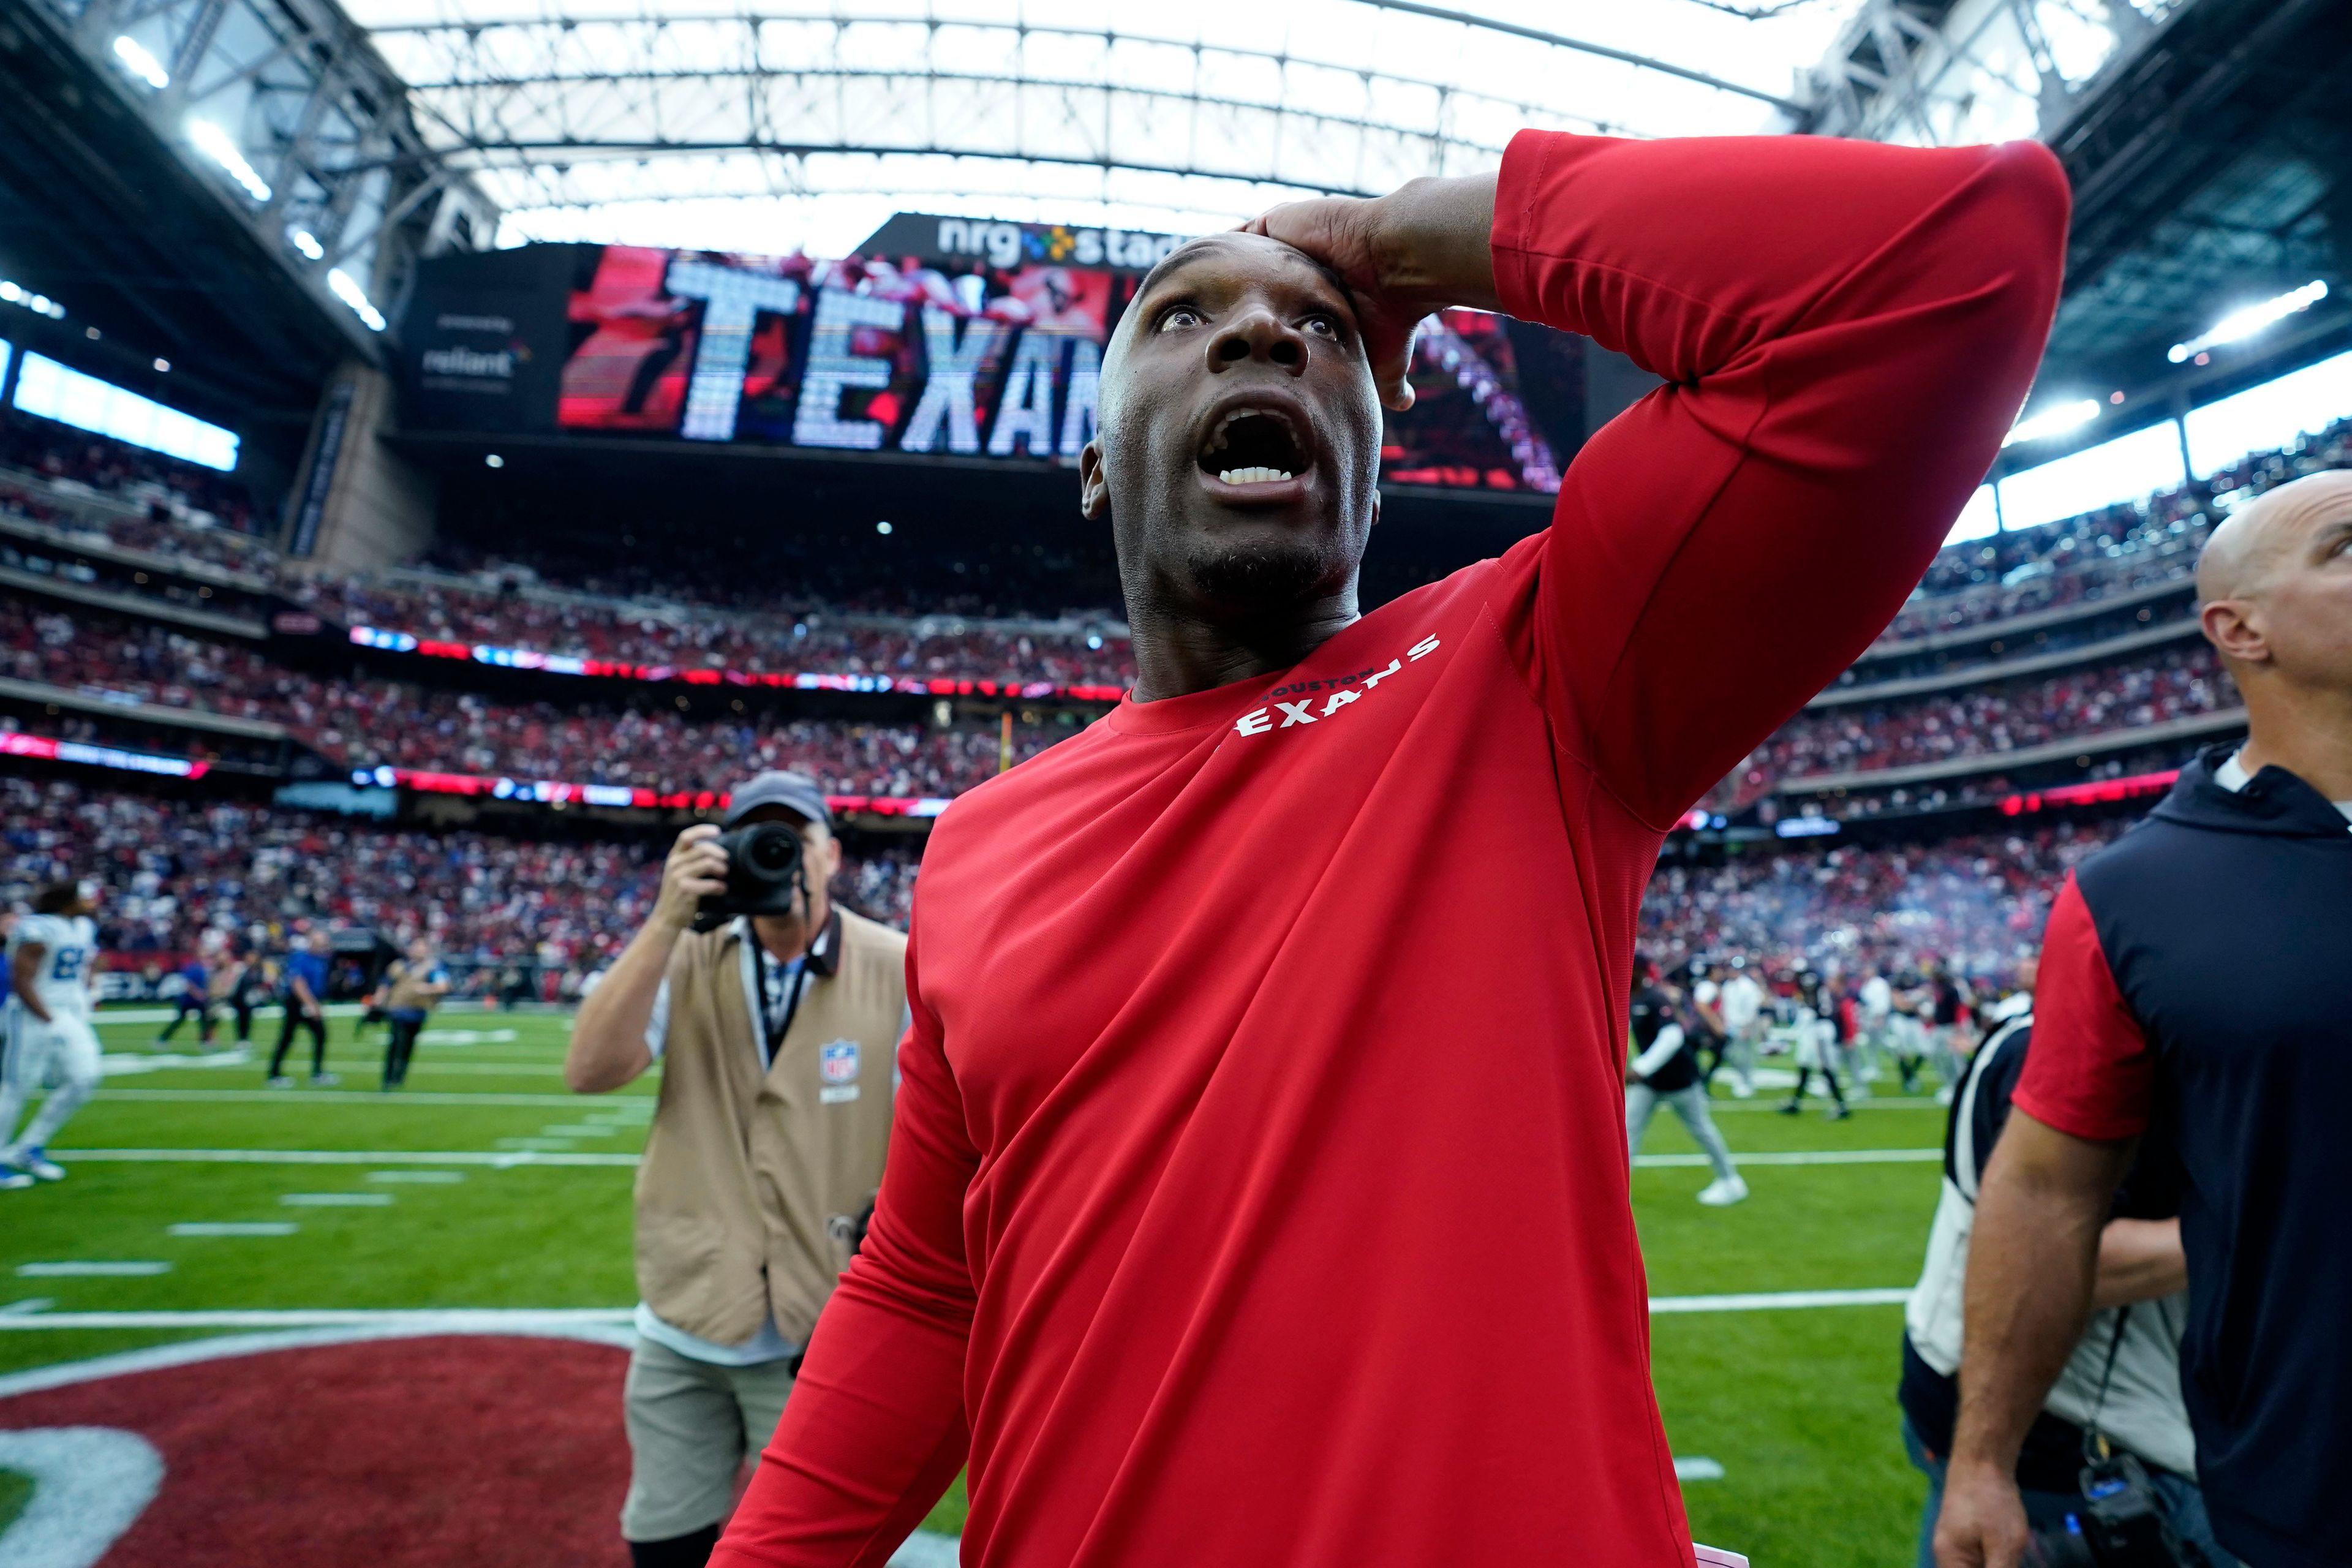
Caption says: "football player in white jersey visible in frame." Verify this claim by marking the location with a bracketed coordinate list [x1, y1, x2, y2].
[2, 879, 104, 1185]
[1715, 959, 1767, 1099]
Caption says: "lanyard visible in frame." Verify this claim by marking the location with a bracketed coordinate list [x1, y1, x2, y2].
[750, 937, 812, 1069]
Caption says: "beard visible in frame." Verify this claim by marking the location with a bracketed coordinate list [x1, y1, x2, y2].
[1178, 528, 1353, 615]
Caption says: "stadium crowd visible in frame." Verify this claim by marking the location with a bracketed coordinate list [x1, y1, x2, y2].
[0, 598, 1057, 796]
[1639, 817, 2129, 982]
[1752, 643, 2237, 783]
[7, 768, 2108, 992]
[0, 776, 922, 966]
[9, 409, 2346, 701]
[0, 413, 268, 546]
[1880, 412, 2350, 643]
[300, 573, 1137, 689]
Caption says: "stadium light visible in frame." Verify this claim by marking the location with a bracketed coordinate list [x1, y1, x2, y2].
[326, 267, 388, 333]
[2002, 398, 2099, 448]
[290, 229, 325, 262]
[188, 121, 271, 203]
[0, 279, 64, 320]
[2168, 281, 2329, 363]
[111, 36, 170, 90]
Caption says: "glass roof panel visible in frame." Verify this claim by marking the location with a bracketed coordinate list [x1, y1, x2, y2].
[344, 0, 1879, 253]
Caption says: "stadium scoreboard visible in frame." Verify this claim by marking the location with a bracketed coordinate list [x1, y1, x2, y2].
[401, 213, 1575, 494]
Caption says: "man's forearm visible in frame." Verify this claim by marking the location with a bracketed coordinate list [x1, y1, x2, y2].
[1950, 1116, 2131, 1474]
[1370, 174, 1501, 317]
[2092, 1216, 2186, 1310]
[565, 916, 679, 1091]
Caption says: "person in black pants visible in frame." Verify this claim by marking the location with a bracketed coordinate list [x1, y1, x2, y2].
[377, 938, 449, 1090]
[266, 932, 335, 1087]
[221, 954, 264, 1045]
[155, 956, 214, 1044]
[1781, 969, 1850, 1119]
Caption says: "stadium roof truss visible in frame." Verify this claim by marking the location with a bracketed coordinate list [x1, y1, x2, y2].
[37, 0, 500, 350]
[1798, 0, 2184, 148]
[336, 0, 1857, 256]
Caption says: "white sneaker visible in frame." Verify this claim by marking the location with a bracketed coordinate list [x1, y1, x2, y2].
[310, 1072, 340, 1087]
[1730, 1079, 1755, 1099]
[16, 1151, 65, 1182]
[1697, 1175, 1749, 1207]
[265, 1075, 295, 1088]
[1934, 1084, 1956, 1106]
[0, 1171, 31, 1191]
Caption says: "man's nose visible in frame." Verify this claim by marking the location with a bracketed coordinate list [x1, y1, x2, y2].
[1205, 309, 1308, 376]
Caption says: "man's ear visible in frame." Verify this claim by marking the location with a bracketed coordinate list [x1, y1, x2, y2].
[820, 834, 844, 881]
[1079, 439, 1110, 521]
[2200, 598, 2268, 665]
[1368, 489, 1380, 530]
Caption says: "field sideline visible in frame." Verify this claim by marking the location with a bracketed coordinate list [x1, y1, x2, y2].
[0, 1006, 1954, 1565]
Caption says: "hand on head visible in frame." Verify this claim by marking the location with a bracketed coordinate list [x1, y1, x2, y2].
[1239, 175, 1501, 413]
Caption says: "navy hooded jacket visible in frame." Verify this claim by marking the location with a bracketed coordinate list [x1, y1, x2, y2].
[2016, 745, 2352, 1568]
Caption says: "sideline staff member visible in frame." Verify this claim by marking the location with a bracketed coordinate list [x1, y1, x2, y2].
[377, 937, 448, 1090]
[1937, 471, 2352, 1568]
[568, 772, 907, 1568]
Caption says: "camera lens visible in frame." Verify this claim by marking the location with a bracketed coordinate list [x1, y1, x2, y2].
[741, 823, 802, 880]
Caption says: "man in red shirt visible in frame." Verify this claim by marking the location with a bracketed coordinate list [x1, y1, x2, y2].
[713, 129, 2067, 1568]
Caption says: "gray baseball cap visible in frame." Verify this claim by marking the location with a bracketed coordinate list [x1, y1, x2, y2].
[723, 769, 833, 829]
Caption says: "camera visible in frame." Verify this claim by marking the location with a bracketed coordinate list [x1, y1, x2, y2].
[693, 821, 809, 932]
[2026, 1455, 2209, 1568]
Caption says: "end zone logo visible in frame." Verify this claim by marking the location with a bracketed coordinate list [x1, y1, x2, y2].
[1232, 635, 1441, 737]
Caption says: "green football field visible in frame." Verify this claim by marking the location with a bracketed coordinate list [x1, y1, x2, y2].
[0, 1005, 1951, 1566]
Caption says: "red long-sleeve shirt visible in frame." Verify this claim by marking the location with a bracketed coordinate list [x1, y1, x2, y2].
[714, 129, 2068, 1568]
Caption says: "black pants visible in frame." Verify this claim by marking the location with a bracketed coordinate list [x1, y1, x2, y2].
[382, 1012, 425, 1088]
[158, 997, 213, 1042]
[228, 995, 258, 1044]
[270, 1006, 327, 1079]
[1787, 1060, 1848, 1109]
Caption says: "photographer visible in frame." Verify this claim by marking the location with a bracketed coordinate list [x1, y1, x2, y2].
[376, 937, 448, 1090]
[567, 772, 907, 1568]
[1902, 1003, 2233, 1568]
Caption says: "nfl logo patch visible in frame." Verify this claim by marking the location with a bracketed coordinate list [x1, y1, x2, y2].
[820, 1041, 860, 1084]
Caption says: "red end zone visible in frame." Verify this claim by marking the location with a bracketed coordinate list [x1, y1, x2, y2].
[0, 1333, 632, 1566]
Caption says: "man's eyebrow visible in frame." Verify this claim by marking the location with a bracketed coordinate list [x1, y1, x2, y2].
[1133, 239, 1355, 312]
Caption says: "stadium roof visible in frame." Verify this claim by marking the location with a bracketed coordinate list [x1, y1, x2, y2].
[339, 0, 1875, 255]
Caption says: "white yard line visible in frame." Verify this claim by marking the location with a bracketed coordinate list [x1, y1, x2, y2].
[1649, 1287, 1910, 1313]
[95, 1088, 648, 1110]
[1636, 1148, 1940, 1168]
[279, 1193, 393, 1207]
[49, 1145, 1937, 1172]
[0, 1306, 636, 1330]
[50, 1148, 641, 1168]
[167, 1223, 298, 1237]
[368, 1170, 465, 1184]
[13, 1262, 172, 1278]
[0, 1290, 1910, 1330]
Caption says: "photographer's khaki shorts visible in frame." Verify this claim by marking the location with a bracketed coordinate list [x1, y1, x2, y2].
[620, 1336, 797, 1542]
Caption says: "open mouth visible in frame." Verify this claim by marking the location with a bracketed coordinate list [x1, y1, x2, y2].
[1197, 407, 1311, 487]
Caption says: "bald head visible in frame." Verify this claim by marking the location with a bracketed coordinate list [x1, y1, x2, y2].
[2197, 470, 2352, 602]
[2196, 468, 2352, 696]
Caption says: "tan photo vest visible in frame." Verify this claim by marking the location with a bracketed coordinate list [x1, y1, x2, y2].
[634, 907, 907, 1348]
[383, 959, 445, 1013]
